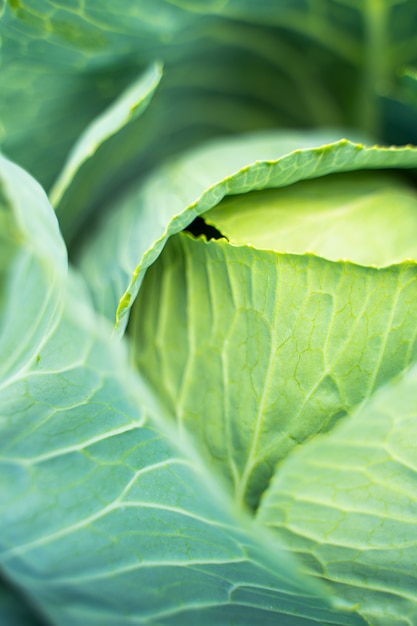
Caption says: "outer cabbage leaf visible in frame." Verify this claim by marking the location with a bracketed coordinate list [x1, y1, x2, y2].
[0, 156, 67, 383]
[3, 0, 417, 202]
[1, 1, 340, 196]
[50, 62, 163, 241]
[0, 158, 366, 625]
[258, 360, 417, 626]
[0, 0, 200, 189]
[77, 132, 417, 333]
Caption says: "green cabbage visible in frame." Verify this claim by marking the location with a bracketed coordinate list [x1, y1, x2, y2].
[2, 2, 417, 624]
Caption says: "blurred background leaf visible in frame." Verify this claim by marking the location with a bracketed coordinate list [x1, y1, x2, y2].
[1, 1, 417, 244]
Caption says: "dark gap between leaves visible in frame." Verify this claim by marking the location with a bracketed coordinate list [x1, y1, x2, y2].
[184, 216, 226, 241]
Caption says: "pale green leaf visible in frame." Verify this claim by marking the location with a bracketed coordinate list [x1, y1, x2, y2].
[131, 232, 417, 508]
[205, 170, 417, 266]
[257, 361, 417, 625]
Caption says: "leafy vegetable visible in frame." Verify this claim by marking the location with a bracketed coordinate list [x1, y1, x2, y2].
[2, 2, 417, 625]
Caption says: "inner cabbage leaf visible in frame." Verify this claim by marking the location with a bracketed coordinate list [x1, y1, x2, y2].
[205, 171, 417, 266]
[131, 229, 417, 509]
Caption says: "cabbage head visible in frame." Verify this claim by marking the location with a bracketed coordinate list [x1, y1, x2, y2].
[2, 2, 417, 625]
